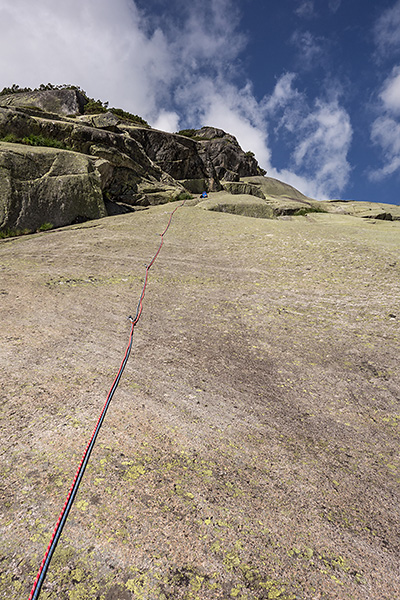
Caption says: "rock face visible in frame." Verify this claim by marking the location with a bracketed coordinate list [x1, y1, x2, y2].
[128, 128, 220, 191]
[0, 89, 266, 232]
[0, 144, 107, 231]
[0, 88, 87, 116]
[2, 87, 397, 233]
[193, 127, 262, 182]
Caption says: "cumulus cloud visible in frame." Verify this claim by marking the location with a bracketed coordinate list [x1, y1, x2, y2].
[0, 0, 245, 121]
[369, 3, 400, 180]
[166, 0, 246, 73]
[291, 99, 353, 196]
[263, 72, 302, 114]
[152, 110, 181, 133]
[374, 0, 400, 56]
[262, 75, 352, 198]
[370, 116, 400, 179]
[370, 66, 400, 179]
[379, 65, 400, 113]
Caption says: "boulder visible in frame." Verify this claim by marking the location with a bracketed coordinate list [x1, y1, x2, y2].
[90, 112, 121, 132]
[0, 143, 106, 231]
[0, 88, 87, 116]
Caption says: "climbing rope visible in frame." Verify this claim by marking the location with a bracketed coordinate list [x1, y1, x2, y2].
[28, 200, 186, 600]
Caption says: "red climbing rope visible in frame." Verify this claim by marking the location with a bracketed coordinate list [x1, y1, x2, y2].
[28, 199, 186, 600]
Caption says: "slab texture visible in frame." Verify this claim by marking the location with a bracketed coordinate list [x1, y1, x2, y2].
[0, 205, 399, 599]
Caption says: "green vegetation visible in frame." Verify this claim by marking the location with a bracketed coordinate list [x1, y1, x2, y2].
[0, 227, 30, 239]
[178, 128, 197, 137]
[174, 191, 194, 201]
[0, 83, 85, 96]
[0, 133, 71, 150]
[0, 83, 149, 125]
[0, 134, 19, 144]
[177, 129, 213, 140]
[83, 98, 108, 114]
[83, 101, 149, 125]
[21, 134, 70, 149]
[37, 222, 53, 232]
[0, 84, 34, 96]
[0, 222, 54, 239]
[109, 107, 149, 126]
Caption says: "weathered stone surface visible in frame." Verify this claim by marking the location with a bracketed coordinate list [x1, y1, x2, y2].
[0, 93, 270, 231]
[0, 107, 184, 214]
[5, 87, 397, 231]
[90, 112, 121, 131]
[323, 199, 400, 220]
[222, 181, 265, 199]
[194, 127, 263, 182]
[198, 193, 274, 218]
[241, 175, 313, 201]
[127, 128, 221, 190]
[0, 88, 87, 115]
[0, 143, 106, 230]
[178, 179, 205, 194]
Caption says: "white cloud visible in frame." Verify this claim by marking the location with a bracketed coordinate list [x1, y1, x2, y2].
[379, 66, 400, 113]
[369, 4, 400, 179]
[168, 0, 246, 72]
[201, 89, 271, 168]
[295, 0, 315, 19]
[370, 65, 400, 179]
[370, 116, 400, 179]
[174, 76, 271, 168]
[261, 75, 352, 198]
[374, 0, 400, 56]
[291, 99, 353, 197]
[152, 110, 180, 133]
[263, 73, 301, 114]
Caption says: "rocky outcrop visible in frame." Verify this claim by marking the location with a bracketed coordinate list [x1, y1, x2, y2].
[323, 199, 400, 220]
[0, 88, 87, 116]
[0, 105, 186, 222]
[0, 92, 268, 231]
[0, 143, 107, 231]
[221, 181, 265, 199]
[193, 127, 263, 182]
[1, 88, 399, 232]
[240, 176, 312, 201]
[199, 176, 400, 220]
[127, 127, 221, 191]
[128, 126, 264, 189]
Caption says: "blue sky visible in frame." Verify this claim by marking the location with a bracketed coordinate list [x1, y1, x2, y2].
[1, 0, 400, 204]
